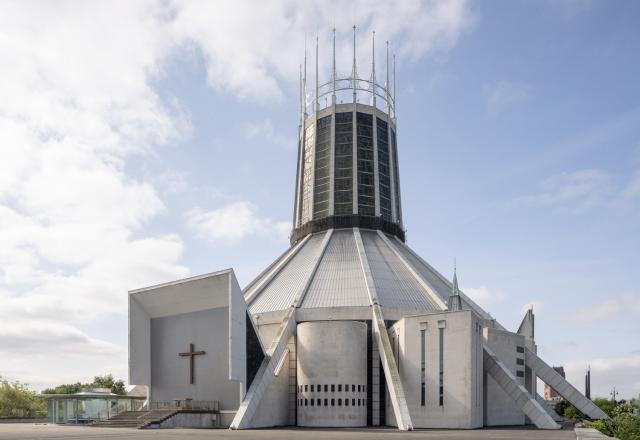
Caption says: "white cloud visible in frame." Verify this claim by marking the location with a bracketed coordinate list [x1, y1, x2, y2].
[520, 169, 612, 208]
[0, 0, 473, 389]
[170, 0, 475, 101]
[463, 285, 509, 310]
[242, 118, 295, 149]
[187, 202, 291, 242]
[573, 296, 640, 322]
[564, 353, 640, 400]
[484, 80, 531, 113]
[621, 170, 640, 200]
[520, 300, 544, 317]
[0, 1, 189, 388]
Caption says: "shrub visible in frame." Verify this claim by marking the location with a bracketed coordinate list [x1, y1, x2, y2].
[590, 419, 614, 437]
[0, 377, 46, 418]
[564, 405, 585, 420]
[591, 403, 640, 440]
[555, 399, 570, 416]
[614, 413, 640, 440]
[593, 398, 617, 417]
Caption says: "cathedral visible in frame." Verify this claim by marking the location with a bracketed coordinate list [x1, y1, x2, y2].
[128, 30, 606, 430]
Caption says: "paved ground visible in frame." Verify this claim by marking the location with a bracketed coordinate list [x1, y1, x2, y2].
[0, 423, 578, 440]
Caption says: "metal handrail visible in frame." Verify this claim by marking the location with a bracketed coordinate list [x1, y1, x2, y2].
[148, 400, 219, 411]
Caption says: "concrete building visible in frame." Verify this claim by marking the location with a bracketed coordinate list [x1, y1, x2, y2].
[128, 29, 607, 430]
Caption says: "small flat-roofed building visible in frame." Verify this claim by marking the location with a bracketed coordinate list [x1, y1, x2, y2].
[42, 389, 145, 424]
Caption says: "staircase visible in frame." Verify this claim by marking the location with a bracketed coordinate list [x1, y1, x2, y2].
[90, 409, 177, 428]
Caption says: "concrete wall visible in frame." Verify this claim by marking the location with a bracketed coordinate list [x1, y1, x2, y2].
[297, 321, 367, 427]
[484, 328, 526, 426]
[151, 412, 219, 429]
[150, 308, 240, 411]
[255, 322, 281, 349]
[390, 311, 483, 429]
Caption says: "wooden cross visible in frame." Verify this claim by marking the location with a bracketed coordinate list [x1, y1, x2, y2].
[178, 343, 206, 385]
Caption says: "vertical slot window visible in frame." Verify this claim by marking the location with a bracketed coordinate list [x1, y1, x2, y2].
[420, 328, 426, 406]
[439, 327, 444, 406]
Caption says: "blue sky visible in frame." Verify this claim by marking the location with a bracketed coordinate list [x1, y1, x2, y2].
[0, 1, 638, 399]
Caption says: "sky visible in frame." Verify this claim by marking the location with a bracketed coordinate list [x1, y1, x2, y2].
[0, 0, 639, 400]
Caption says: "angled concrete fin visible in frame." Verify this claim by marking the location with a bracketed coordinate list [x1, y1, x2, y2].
[483, 345, 560, 430]
[230, 308, 296, 429]
[536, 393, 564, 422]
[525, 348, 608, 420]
[371, 305, 413, 430]
[354, 228, 413, 430]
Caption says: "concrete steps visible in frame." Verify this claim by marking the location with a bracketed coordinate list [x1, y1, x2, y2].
[90, 409, 177, 429]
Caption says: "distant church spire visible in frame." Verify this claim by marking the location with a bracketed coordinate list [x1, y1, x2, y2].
[448, 260, 463, 312]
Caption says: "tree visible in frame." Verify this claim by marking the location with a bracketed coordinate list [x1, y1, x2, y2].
[41, 374, 126, 396]
[593, 398, 617, 417]
[91, 374, 125, 395]
[554, 399, 570, 416]
[0, 377, 46, 418]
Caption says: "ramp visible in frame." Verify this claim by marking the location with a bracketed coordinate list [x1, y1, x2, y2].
[525, 348, 608, 420]
[483, 345, 560, 429]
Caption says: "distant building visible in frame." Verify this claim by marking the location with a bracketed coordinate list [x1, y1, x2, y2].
[544, 367, 566, 401]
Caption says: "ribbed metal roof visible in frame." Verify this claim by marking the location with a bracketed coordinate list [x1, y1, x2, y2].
[245, 228, 490, 320]
[248, 231, 327, 315]
[360, 230, 440, 312]
[301, 229, 370, 309]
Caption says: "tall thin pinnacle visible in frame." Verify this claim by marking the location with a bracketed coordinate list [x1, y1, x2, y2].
[371, 30, 376, 85]
[332, 28, 336, 100]
[315, 35, 319, 111]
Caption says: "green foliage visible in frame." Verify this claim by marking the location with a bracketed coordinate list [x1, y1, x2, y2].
[41, 374, 126, 396]
[554, 399, 570, 416]
[564, 405, 585, 420]
[41, 383, 83, 395]
[614, 413, 640, 440]
[593, 398, 617, 417]
[91, 374, 126, 395]
[0, 377, 46, 419]
[590, 402, 640, 440]
[590, 419, 614, 436]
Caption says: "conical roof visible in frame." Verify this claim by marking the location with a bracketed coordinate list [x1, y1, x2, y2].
[244, 228, 493, 323]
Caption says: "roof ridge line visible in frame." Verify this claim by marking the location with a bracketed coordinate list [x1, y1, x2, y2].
[376, 230, 447, 310]
[244, 233, 312, 305]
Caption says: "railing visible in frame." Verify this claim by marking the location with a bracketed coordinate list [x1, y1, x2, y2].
[148, 400, 219, 412]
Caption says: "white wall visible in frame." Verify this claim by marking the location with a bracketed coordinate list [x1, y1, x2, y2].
[390, 310, 483, 429]
[150, 308, 240, 411]
[484, 328, 527, 426]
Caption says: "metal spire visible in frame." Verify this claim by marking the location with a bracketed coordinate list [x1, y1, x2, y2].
[303, 43, 307, 115]
[299, 63, 303, 122]
[371, 30, 376, 85]
[392, 53, 396, 118]
[332, 28, 336, 103]
[385, 40, 390, 113]
[448, 260, 463, 312]
[352, 25, 357, 102]
[315, 35, 319, 112]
